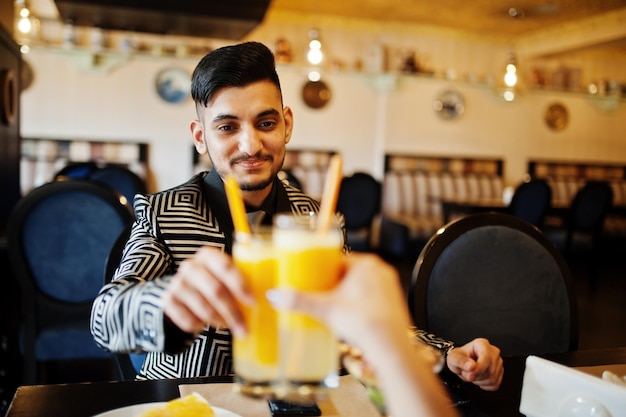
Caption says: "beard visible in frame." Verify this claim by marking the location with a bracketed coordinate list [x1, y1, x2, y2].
[209, 151, 286, 192]
[239, 176, 274, 191]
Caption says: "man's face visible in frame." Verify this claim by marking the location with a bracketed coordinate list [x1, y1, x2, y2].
[191, 80, 293, 193]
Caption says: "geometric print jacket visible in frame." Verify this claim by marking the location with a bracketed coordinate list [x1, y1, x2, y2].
[90, 170, 453, 380]
[90, 170, 327, 379]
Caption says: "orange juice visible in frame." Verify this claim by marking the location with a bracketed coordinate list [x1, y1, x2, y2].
[273, 214, 343, 394]
[232, 231, 278, 395]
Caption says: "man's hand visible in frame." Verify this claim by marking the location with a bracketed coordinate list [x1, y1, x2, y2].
[446, 338, 503, 391]
[161, 246, 253, 337]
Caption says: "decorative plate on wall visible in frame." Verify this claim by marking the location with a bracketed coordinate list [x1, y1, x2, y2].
[302, 80, 332, 109]
[544, 102, 568, 131]
[433, 90, 464, 120]
[155, 67, 191, 104]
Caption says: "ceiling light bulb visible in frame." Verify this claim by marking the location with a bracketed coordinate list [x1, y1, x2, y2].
[307, 48, 323, 65]
[18, 15, 32, 33]
[19, 7, 30, 17]
[506, 63, 516, 73]
[504, 71, 517, 87]
[503, 90, 515, 102]
[308, 71, 321, 82]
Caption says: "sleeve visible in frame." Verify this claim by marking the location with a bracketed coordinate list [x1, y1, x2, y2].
[409, 326, 463, 383]
[409, 326, 455, 356]
[90, 193, 194, 354]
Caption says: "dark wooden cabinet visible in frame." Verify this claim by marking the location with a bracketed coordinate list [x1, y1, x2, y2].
[0, 23, 20, 236]
[0, 22, 21, 416]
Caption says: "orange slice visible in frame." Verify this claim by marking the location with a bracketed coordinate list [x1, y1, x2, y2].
[140, 393, 215, 417]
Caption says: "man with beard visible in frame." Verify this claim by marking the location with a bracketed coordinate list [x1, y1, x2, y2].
[90, 42, 502, 393]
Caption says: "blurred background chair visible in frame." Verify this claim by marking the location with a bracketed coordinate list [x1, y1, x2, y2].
[508, 179, 552, 227]
[103, 224, 146, 381]
[336, 172, 382, 252]
[54, 162, 99, 180]
[88, 165, 147, 205]
[7, 179, 134, 384]
[409, 212, 578, 356]
[55, 163, 147, 207]
[544, 180, 613, 291]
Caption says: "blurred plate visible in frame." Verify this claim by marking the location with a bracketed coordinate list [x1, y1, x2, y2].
[155, 67, 191, 104]
[94, 402, 242, 417]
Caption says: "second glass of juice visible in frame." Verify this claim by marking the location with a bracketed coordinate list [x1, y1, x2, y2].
[272, 213, 343, 399]
[232, 229, 278, 398]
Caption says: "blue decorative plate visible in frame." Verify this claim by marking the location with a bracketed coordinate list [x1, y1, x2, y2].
[155, 67, 191, 104]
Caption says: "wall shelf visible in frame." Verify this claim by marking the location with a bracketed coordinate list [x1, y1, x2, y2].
[51, 48, 131, 72]
[32, 46, 626, 109]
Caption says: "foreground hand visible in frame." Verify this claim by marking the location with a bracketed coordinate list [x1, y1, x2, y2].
[267, 253, 411, 349]
[446, 338, 503, 391]
[162, 246, 253, 336]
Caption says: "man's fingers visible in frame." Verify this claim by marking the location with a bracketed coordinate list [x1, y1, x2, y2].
[196, 247, 254, 305]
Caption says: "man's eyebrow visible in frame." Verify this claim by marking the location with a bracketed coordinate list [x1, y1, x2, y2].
[258, 109, 280, 118]
[211, 114, 238, 123]
[211, 109, 280, 124]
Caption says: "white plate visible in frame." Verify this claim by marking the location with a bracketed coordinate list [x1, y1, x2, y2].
[94, 402, 242, 417]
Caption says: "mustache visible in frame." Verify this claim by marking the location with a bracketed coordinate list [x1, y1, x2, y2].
[231, 154, 273, 164]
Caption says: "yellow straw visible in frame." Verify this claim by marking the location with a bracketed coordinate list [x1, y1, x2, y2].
[224, 176, 251, 235]
[317, 154, 343, 233]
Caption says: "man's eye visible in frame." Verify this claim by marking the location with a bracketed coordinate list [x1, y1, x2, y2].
[259, 120, 276, 128]
[218, 125, 235, 131]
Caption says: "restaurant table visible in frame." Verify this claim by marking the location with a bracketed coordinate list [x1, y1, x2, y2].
[5, 348, 626, 417]
[441, 198, 511, 224]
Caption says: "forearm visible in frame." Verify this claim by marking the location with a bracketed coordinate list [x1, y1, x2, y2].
[90, 277, 168, 352]
[369, 332, 459, 417]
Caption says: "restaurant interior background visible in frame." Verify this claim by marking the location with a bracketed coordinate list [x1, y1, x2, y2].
[1, 0, 626, 411]
[6, 0, 626, 191]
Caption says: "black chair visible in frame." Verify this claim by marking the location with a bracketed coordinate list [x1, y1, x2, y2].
[103, 225, 146, 381]
[336, 172, 382, 252]
[54, 162, 99, 180]
[545, 180, 613, 291]
[409, 212, 578, 356]
[88, 165, 147, 206]
[55, 163, 147, 207]
[564, 181, 613, 253]
[7, 179, 134, 384]
[508, 179, 552, 227]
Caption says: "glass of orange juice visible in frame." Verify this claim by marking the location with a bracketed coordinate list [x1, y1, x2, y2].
[272, 213, 343, 399]
[232, 228, 279, 398]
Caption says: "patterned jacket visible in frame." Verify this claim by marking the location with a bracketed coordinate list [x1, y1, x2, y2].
[90, 170, 333, 379]
[90, 170, 453, 380]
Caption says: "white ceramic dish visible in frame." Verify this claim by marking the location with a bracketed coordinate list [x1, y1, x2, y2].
[93, 402, 242, 417]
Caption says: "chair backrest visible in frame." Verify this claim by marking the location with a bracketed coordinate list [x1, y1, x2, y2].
[7, 179, 135, 383]
[55, 163, 147, 207]
[509, 179, 552, 226]
[336, 172, 381, 230]
[88, 165, 147, 206]
[409, 212, 578, 356]
[567, 180, 613, 235]
[9, 179, 135, 305]
[337, 172, 382, 252]
[54, 162, 99, 180]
